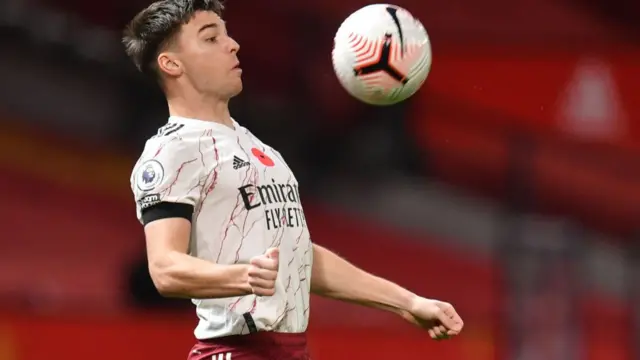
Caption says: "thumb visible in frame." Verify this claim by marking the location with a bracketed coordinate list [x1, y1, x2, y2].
[265, 247, 279, 260]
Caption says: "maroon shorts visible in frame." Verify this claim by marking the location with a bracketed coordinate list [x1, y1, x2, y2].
[187, 332, 310, 360]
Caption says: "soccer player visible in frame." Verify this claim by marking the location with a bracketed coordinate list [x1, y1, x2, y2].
[123, 1, 463, 359]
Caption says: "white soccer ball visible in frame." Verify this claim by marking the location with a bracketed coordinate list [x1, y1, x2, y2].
[332, 4, 432, 106]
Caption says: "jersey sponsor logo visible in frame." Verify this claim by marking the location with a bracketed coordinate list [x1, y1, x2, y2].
[251, 148, 275, 167]
[232, 155, 250, 170]
[238, 180, 307, 230]
[138, 193, 160, 209]
[135, 160, 164, 191]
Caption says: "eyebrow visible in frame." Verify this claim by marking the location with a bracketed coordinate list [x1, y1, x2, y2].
[198, 23, 218, 33]
[198, 21, 225, 33]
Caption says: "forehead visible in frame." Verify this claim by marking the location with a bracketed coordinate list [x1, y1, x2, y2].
[182, 11, 225, 33]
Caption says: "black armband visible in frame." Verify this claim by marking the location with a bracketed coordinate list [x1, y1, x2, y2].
[141, 202, 194, 225]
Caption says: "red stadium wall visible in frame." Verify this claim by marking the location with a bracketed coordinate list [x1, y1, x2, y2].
[0, 311, 631, 360]
[415, 48, 640, 148]
[0, 314, 490, 360]
[410, 48, 640, 236]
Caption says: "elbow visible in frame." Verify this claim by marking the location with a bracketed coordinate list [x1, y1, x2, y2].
[149, 270, 178, 297]
[148, 258, 181, 298]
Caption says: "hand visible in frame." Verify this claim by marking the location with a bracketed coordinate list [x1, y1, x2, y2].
[247, 248, 279, 296]
[403, 296, 464, 340]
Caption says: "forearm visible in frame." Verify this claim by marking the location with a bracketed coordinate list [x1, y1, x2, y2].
[149, 250, 252, 299]
[311, 244, 416, 316]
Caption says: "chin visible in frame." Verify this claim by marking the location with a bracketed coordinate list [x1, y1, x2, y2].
[228, 83, 243, 98]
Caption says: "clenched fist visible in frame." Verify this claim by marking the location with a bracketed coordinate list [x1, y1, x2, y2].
[247, 248, 279, 296]
[403, 297, 464, 340]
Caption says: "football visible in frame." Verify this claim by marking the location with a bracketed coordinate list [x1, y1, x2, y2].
[331, 4, 432, 106]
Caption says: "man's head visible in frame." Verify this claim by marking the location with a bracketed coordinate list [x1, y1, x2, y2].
[123, 0, 242, 100]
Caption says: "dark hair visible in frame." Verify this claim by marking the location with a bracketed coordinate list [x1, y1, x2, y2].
[122, 0, 224, 80]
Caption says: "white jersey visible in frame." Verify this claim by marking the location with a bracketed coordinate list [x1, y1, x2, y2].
[130, 116, 313, 339]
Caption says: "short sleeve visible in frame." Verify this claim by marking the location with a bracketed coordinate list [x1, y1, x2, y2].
[131, 140, 202, 225]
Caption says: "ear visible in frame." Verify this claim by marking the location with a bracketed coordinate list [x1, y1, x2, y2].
[157, 52, 182, 77]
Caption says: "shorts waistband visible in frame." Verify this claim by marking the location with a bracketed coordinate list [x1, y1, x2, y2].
[199, 332, 307, 347]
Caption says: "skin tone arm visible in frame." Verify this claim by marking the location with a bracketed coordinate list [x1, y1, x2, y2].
[144, 217, 279, 298]
[310, 244, 464, 339]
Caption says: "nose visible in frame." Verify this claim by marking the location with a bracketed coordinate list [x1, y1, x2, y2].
[229, 36, 240, 53]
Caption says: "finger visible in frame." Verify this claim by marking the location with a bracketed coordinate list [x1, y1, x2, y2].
[432, 325, 443, 337]
[247, 266, 278, 280]
[441, 303, 459, 321]
[447, 317, 464, 335]
[250, 256, 278, 270]
[445, 309, 463, 326]
[433, 309, 457, 331]
[428, 329, 437, 339]
[248, 277, 275, 290]
[446, 322, 462, 335]
[265, 247, 279, 260]
[252, 286, 276, 296]
[434, 324, 450, 340]
[438, 306, 463, 332]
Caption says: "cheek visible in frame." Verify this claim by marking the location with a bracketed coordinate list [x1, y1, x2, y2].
[194, 50, 223, 73]
[181, 45, 225, 78]
[181, 45, 210, 69]
[178, 54, 198, 75]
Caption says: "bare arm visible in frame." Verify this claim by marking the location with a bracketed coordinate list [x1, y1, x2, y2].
[310, 244, 464, 338]
[310, 244, 415, 316]
[144, 217, 252, 299]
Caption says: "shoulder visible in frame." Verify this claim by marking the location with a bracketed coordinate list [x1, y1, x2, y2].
[137, 120, 226, 165]
[236, 122, 275, 153]
[235, 122, 261, 143]
[131, 126, 203, 191]
[144, 123, 204, 155]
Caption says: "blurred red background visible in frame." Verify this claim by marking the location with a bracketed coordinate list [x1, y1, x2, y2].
[0, 0, 638, 359]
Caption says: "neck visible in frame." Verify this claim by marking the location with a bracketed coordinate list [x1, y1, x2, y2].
[166, 91, 233, 128]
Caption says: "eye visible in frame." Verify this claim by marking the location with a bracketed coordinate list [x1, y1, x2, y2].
[206, 36, 218, 43]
